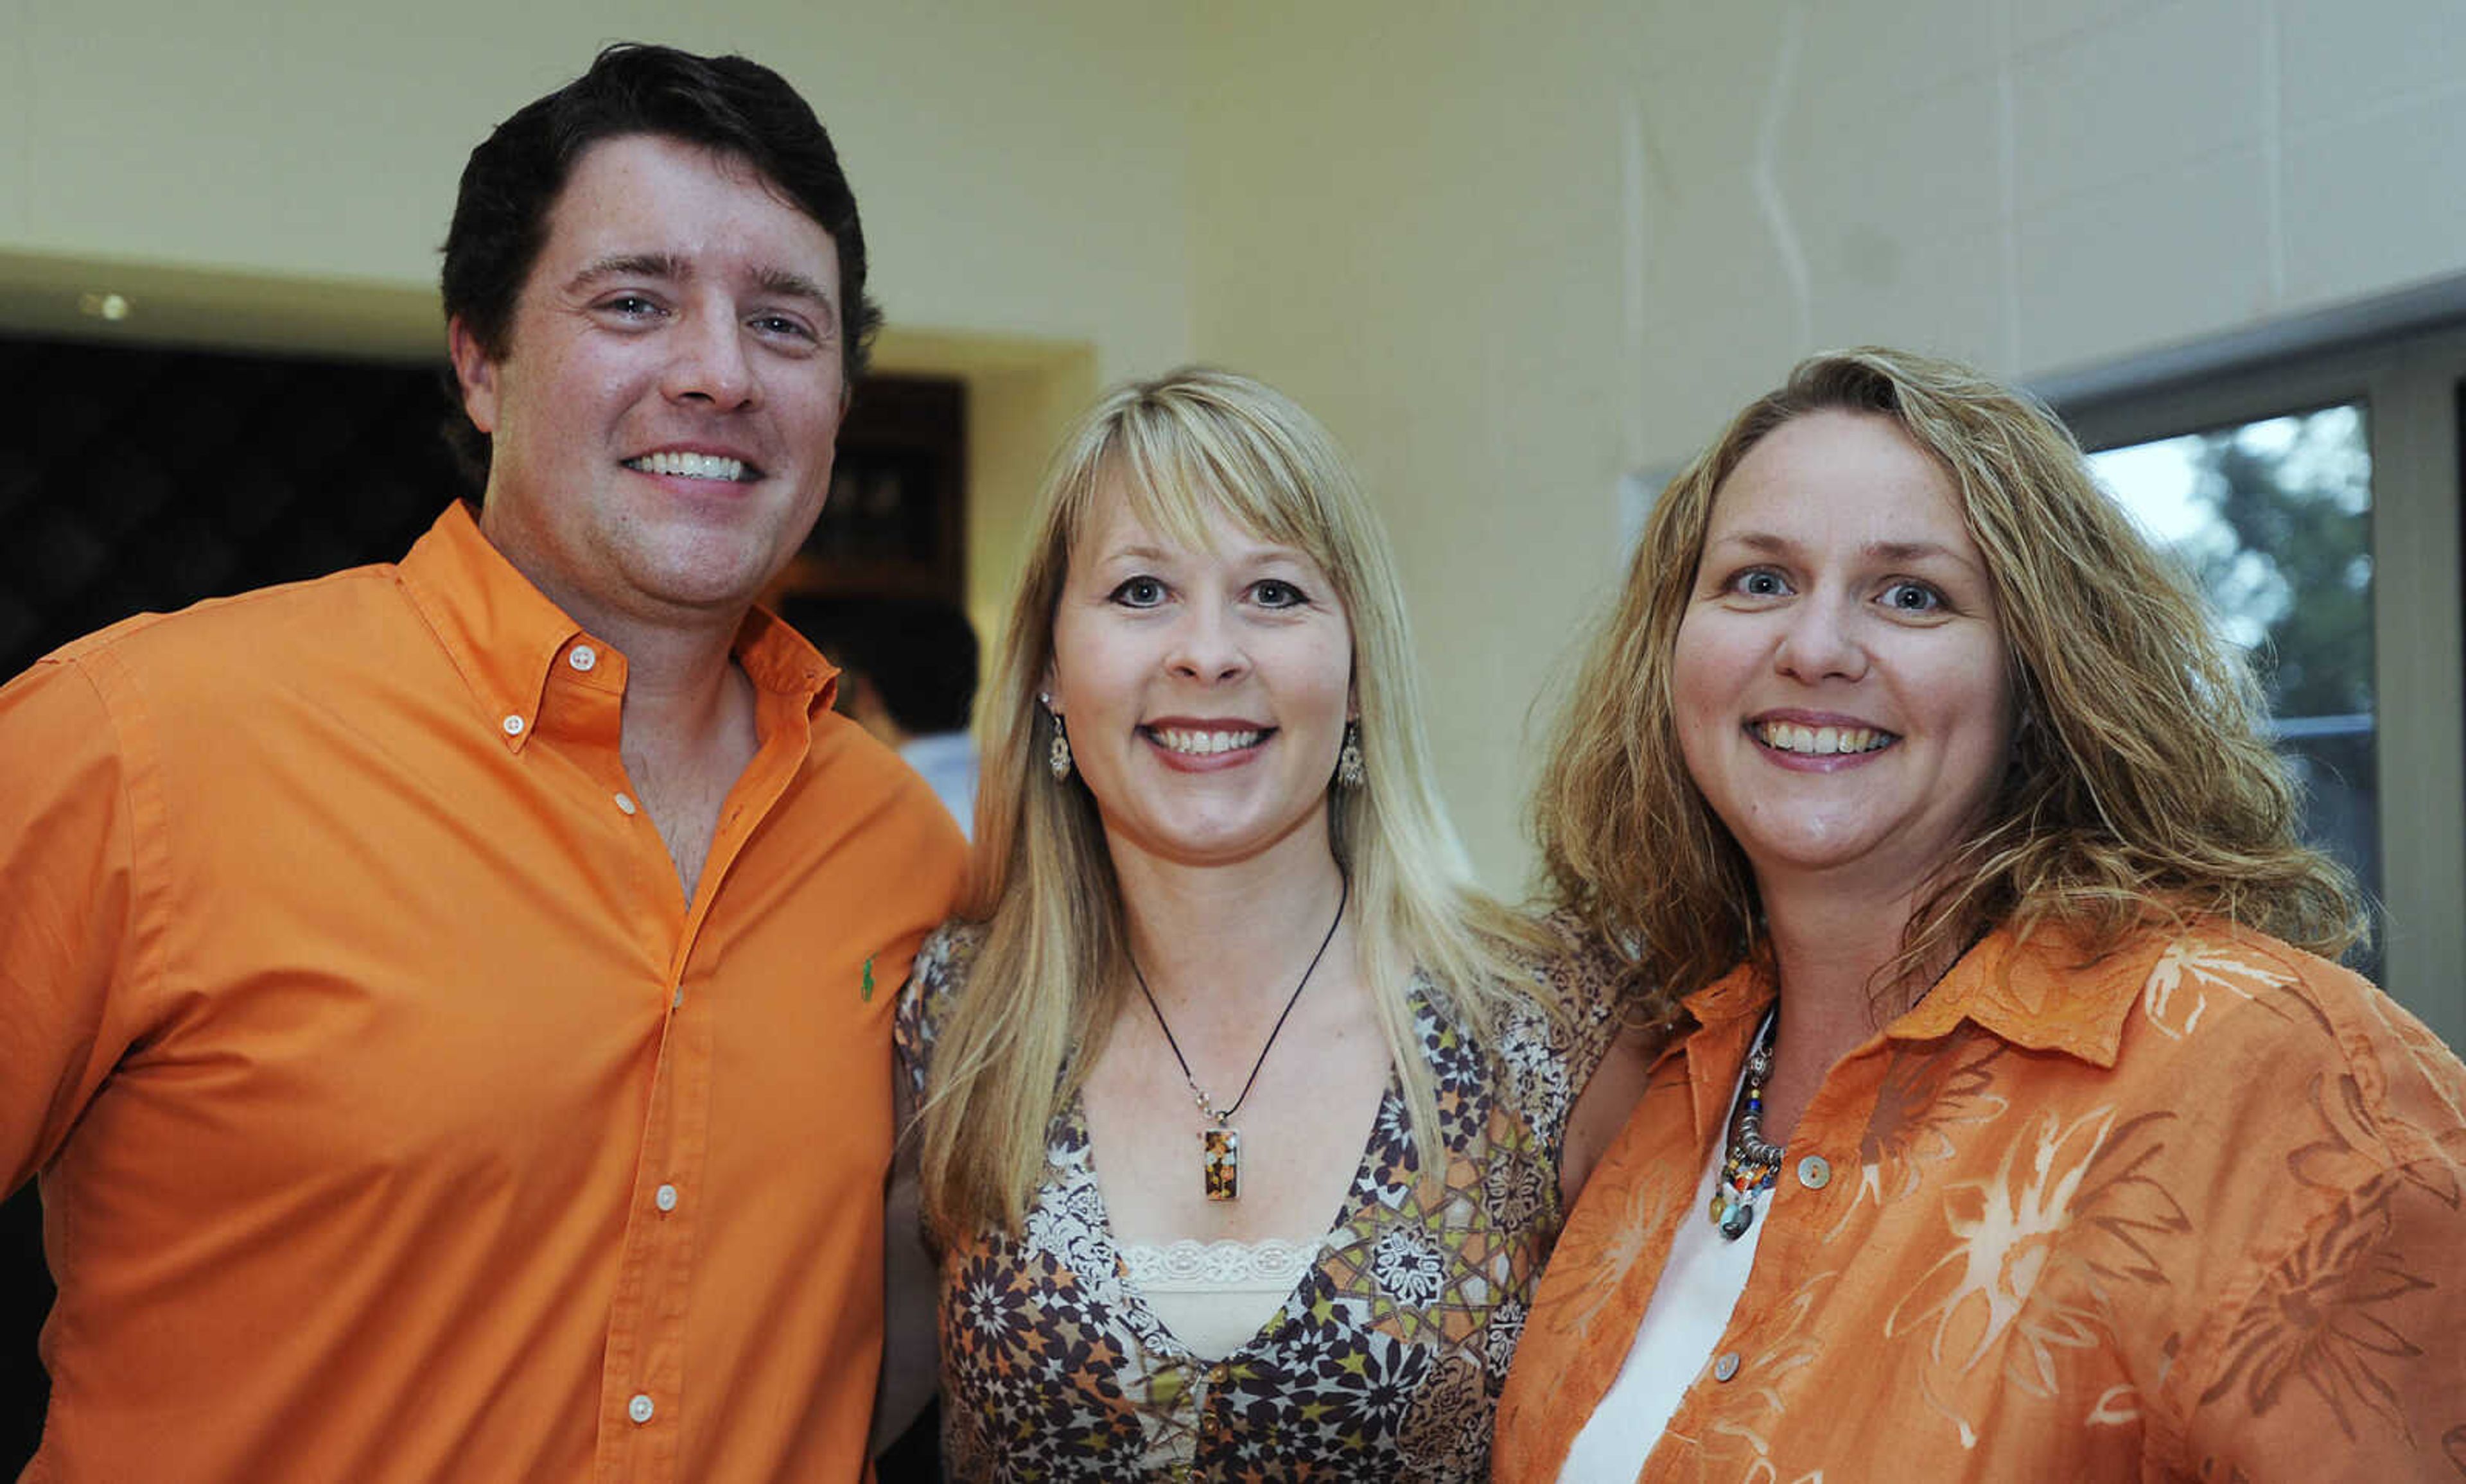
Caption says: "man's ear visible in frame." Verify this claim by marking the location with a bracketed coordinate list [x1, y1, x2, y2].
[446, 317, 502, 435]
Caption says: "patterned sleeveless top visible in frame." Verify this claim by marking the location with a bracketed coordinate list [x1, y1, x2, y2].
[896, 921, 1624, 1481]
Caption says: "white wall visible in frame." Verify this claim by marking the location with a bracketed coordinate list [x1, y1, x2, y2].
[0, 0, 1195, 378]
[9, 0, 2465, 952]
[1187, 0, 2466, 898]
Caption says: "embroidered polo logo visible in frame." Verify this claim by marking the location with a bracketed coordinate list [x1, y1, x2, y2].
[861, 957, 877, 1002]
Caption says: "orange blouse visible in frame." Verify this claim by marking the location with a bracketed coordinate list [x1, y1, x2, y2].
[1496, 920, 2466, 1481]
[1, 503, 965, 1483]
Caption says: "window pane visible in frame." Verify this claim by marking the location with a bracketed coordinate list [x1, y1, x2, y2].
[2086, 404, 2378, 970]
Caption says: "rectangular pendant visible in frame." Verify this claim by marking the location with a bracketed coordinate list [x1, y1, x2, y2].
[1202, 1126, 1241, 1202]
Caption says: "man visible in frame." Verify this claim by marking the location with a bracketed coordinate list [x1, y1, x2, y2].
[782, 595, 983, 837]
[0, 44, 963, 1482]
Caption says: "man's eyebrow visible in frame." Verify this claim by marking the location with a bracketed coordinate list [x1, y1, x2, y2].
[561, 256, 835, 314]
[751, 266, 835, 309]
[564, 252, 688, 294]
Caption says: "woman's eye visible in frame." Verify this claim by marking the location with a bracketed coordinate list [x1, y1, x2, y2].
[1252, 579, 1307, 609]
[1731, 568, 1789, 598]
[1110, 577, 1167, 607]
[1882, 580, 1945, 613]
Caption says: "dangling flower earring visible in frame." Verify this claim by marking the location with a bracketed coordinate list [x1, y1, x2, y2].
[1336, 720, 1366, 790]
[1042, 696, 1074, 782]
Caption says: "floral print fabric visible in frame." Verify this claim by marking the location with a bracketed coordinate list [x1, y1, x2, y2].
[898, 923, 1623, 1481]
[1494, 920, 2466, 1482]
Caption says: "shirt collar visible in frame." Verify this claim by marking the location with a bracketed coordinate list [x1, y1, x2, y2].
[1888, 923, 2157, 1068]
[1676, 957, 1776, 1038]
[397, 502, 839, 751]
[1666, 961, 1776, 1142]
[1672, 919, 2164, 1075]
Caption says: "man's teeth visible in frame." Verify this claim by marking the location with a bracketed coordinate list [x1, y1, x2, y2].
[1756, 721, 1892, 756]
[629, 451, 750, 482]
[1152, 728, 1263, 756]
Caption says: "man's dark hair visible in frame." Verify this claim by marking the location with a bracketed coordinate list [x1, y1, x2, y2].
[439, 42, 882, 485]
[782, 595, 979, 736]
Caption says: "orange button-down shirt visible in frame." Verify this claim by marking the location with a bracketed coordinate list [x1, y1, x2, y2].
[1, 502, 965, 1483]
[1496, 920, 2466, 1482]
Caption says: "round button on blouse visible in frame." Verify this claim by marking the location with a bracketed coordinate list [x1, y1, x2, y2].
[1797, 1155, 1833, 1189]
[568, 645, 598, 672]
[627, 1393, 654, 1424]
[1712, 1351, 1742, 1382]
[654, 1183, 678, 1212]
[500, 714, 525, 737]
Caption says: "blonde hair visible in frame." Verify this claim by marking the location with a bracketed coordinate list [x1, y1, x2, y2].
[1535, 347, 2368, 1013]
[923, 366, 1546, 1234]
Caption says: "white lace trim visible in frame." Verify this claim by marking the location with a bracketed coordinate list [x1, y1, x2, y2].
[1118, 1236, 1324, 1291]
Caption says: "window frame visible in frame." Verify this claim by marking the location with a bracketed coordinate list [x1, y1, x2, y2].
[2050, 324, 2466, 1050]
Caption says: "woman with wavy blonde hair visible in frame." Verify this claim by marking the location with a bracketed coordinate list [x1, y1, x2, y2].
[895, 367, 1646, 1480]
[1494, 347, 2465, 1481]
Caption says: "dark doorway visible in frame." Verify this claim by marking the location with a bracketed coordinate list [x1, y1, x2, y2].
[1, 331, 465, 1471]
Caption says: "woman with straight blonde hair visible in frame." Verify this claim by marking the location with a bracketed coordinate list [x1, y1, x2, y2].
[895, 367, 1648, 1480]
[1494, 347, 2466, 1481]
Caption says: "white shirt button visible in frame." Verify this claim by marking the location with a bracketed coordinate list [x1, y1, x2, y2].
[501, 713, 525, 737]
[627, 1393, 654, 1425]
[654, 1183, 679, 1212]
[614, 792, 638, 816]
[1797, 1155, 1832, 1189]
[568, 644, 598, 672]
[1712, 1351, 1741, 1383]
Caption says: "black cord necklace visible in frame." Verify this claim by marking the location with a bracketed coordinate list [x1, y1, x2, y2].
[1129, 872, 1349, 1203]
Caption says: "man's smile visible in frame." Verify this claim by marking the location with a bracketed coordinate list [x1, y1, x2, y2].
[625, 450, 760, 482]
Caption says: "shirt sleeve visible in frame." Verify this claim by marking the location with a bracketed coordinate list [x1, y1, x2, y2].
[1539, 920, 1634, 1085]
[0, 657, 143, 1194]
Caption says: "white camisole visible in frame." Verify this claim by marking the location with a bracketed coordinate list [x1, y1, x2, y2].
[1559, 1070, 1769, 1480]
[1117, 1236, 1324, 1360]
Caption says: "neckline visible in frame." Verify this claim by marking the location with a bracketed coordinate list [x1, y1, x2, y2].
[1065, 1046, 1410, 1365]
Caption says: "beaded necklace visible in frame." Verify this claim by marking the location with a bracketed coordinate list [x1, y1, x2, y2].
[1708, 1007, 1784, 1240]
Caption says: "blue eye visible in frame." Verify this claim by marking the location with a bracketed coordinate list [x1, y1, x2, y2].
[1882, 580, 1945, 613]
[1253, 579, 1307, 609]
[1730, 568, 1790, 598]
[1110, 577, 1167, 607]
[751, 313, 815, 340]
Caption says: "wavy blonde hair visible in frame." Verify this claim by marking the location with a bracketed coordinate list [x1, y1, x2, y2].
[1536, 347, 2368, 1013]
[922, 366, 1546, 1235]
